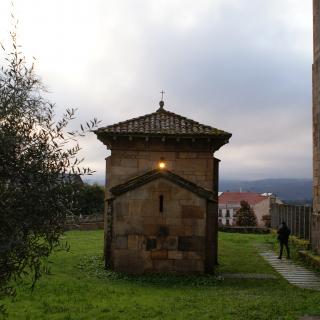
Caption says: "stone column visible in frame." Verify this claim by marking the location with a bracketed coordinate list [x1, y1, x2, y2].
[104, 198, 114, 268]
[205, 200, 217, 273]
[312, 0, 320, 252]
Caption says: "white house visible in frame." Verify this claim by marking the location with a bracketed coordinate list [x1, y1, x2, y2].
[218, 192, 282, 227]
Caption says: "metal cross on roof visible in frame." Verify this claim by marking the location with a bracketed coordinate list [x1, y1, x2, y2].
[160, 90, 165, 101]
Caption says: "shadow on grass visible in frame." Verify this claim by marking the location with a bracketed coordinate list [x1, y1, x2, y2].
[77, 255, 225, 287]
[76, 255, 282, 290]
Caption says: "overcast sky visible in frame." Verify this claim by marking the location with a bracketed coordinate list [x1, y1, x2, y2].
[0, 0, 313, 182]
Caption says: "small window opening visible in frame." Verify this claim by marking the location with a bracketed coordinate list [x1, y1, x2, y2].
[159, 195, 164, 212]
[178, 237, 192, 251]
[146, 238, 157, 251]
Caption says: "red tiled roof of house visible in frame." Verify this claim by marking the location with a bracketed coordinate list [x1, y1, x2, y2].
[95, 104, 231, 138]
[219, 192, 269, 205]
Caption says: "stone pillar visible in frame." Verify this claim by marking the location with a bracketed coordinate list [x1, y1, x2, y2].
[205, 200, 217, 273]
[213, 157, 220, 265]
[104, 198, 114, 268]
[204, 157, 220, 273]
[312, 0, 320, 252]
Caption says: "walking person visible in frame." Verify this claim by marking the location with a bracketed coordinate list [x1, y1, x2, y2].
[277, 221, 291, 259]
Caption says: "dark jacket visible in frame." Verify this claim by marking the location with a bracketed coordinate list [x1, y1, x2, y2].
[277, 225, 291, 242]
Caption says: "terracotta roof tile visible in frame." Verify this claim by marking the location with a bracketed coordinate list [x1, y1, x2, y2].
[95, 106, 231, 138]
[219, 192, 269, 206]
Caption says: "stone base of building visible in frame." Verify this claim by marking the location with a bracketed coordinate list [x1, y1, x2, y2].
[109, 241, 206, 274]
[105, 170, 218, 274]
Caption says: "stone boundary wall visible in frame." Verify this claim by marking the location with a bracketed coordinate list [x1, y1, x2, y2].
[298, 250, 320, 270]
[65, 214, 104, 231]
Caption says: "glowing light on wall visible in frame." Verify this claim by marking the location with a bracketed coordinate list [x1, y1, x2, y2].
[158, 157, 166, 169]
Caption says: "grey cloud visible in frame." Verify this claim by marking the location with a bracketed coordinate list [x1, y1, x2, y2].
[0, 0, 312, 180]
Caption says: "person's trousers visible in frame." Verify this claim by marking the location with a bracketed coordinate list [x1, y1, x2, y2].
[279, 240, 290, 258]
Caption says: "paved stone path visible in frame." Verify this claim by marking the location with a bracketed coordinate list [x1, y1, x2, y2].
[259, 251, 320, 291]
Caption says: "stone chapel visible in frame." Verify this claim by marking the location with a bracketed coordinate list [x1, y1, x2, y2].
[95, 100, 231, 273]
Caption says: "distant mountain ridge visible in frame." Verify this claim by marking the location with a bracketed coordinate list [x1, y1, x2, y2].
[220, 179, 312, 204]
[86, 177, 313, 204]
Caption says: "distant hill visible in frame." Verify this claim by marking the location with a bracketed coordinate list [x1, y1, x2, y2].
[220, 179, 312, 204]
[85, 176, 313, 205]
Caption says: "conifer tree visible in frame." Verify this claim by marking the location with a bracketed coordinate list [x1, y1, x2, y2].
[235, 201, 257, 226]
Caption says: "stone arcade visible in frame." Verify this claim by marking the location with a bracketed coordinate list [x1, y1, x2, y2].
[95, 100, 231, 273]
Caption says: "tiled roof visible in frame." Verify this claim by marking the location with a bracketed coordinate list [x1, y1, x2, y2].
[95, 104, 231, 138]
[219, 192, 269, 206]
[110, 169, 215, 201]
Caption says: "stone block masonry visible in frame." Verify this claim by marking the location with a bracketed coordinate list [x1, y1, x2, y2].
[95, 101, 231, 273]
[110, 178, 208, 273]
[313, 0, 320, 252]
[106, 149, 215, 194]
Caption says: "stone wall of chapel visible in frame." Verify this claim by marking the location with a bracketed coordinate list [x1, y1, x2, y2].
[105, 149, 214, 194]
[110, 178, 206, 273]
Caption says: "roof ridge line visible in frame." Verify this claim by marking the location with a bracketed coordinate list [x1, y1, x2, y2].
[94, 106, 232, 137]
[110, 169, 216, 201]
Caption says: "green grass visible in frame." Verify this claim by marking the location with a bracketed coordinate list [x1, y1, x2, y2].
[2, 231, 320, 320]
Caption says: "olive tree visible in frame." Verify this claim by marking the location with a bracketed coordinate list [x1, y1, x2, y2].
[0, 29, 98, 311]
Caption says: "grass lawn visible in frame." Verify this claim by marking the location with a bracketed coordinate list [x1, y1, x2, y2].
[2, 231, 320, 320]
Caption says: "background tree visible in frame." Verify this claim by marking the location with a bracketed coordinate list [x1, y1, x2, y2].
[235, 201, 257, 226]
[0, 27, 98, 311]
[76, 183, 105, 216]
